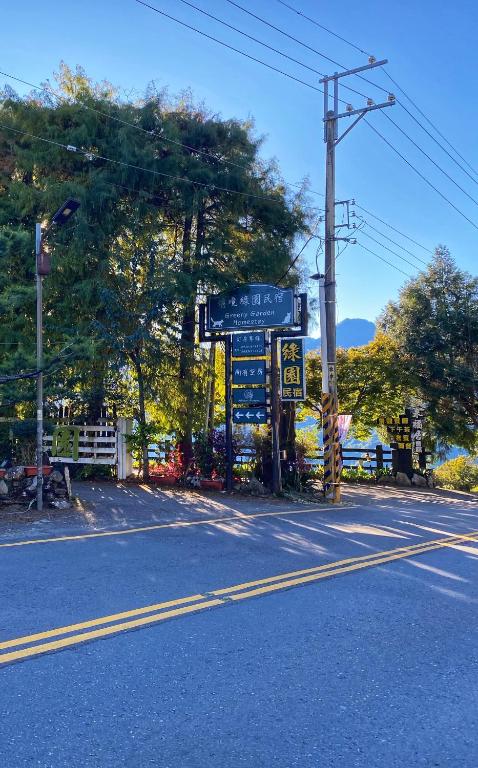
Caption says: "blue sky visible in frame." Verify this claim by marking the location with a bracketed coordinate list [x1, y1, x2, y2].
[2, 0, 477, 329]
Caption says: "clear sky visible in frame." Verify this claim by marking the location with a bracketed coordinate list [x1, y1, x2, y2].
[2, 0, 477, 330]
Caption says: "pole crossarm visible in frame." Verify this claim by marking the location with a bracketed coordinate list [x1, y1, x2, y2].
[319, 59, 388, 83]
[332, 99, 395, 124]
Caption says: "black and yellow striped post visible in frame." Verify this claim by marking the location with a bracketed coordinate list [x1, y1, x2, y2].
[322, 392, 340, 502]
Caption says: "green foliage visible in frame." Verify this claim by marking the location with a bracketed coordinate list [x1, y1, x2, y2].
[379, 249, 478, 451]
[295, 427, 318, 459]
[0, 64, 310, 450]
[302, 333, 414, 441]
[434, 456, 478, 492]
[76, 464, 114, 481]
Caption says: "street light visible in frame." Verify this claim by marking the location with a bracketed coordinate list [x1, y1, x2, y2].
[36, 198, 80, 512]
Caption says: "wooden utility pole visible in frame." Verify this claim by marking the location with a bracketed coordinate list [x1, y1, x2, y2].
[320, 59, 395, 503]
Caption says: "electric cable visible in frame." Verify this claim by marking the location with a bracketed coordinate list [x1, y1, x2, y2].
[382, 111, 478, 209]
[223, 0, 390, 100]
[0, 68, 325, 208]
[383, 70, 478, 181]
[0, 120, 301, 206]
[134, 0, 324, 95]
[273, 1, 478, 184]
[357, 219, 428, 266]
[359, 228, 425, 272]
[355, 241, 413, 277]
[277, 223, 322, 285]
[353, 203, 433, 254]
[365, 119, 478, 232]
[274, 0, 374, 58]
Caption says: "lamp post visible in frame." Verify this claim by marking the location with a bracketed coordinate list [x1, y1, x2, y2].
[36, 199, 80, 512]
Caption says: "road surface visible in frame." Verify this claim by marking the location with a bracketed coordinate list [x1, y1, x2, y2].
[0, 483, 477, 767]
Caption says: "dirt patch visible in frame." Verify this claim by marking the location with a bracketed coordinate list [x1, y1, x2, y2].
[0, 496, 92, 525]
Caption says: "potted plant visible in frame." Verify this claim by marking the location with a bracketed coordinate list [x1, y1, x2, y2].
[149, 446, 183, 486]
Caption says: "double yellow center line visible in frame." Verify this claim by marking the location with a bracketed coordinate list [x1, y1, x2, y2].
[1, 529, 477, 666]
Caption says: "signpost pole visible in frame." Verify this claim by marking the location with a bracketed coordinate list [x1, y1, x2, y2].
[270, 333, 282, 494]
[225, 335, 233, 492]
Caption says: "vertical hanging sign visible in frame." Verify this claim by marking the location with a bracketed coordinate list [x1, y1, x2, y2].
[280, 338, 306, 401]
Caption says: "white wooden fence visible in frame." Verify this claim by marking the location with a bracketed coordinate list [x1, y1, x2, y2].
[43, 418, 133, 479]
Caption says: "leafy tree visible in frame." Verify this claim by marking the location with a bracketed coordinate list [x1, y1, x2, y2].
[0, 64, 310, 470]
[379, 249, 478, 451]
[302, 333, 414, 441]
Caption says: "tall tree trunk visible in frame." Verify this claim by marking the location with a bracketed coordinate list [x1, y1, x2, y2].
[178, 210, 194, 468]
[178, 202, 205, 468]
[131, 353, 149, 481]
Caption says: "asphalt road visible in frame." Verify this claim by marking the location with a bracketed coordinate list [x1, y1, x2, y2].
[0, 484, 477, 767]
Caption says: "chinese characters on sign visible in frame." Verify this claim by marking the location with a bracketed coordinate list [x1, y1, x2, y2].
[280, 338, 306, 401]
[207, 284, 295, 332]
[410, 413, 424, 454]
[232, 331, 266, 358]
[232, 360, 266, 385]
[51, 425, 80, 461]
[377, 414, 424, 451]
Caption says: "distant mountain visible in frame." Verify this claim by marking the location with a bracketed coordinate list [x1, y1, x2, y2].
[305, 318, 375, 352]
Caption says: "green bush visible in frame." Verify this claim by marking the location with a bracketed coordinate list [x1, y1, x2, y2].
[434, 456, 478, 492]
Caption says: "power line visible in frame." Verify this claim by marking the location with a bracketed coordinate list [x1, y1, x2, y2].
[357, 218, 429, 267]
[0, 69, 255, 174]
[175, 0, 329, 81]
[274, 0, 373, 58]
[223, 0, 387, 102]
[382, 111, 478, 209]
[360, 228, 425, 272]
[383, 71, 478, 181]
[1, 72, 440, 268]
[365, 119, 478, 232]
[396, 97, 478, 189]
[134, 0, 324, 94]
[1, 67, 328, 210]
[356, 241, 413, 278]
[277, 220, 322, 284]
[273, 1, 478, 185]
[0, 120, 299, 206]
[353, 203, 433, 254]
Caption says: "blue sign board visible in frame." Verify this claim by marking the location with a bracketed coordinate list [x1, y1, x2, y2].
[232, 332, 266, 358]
[233, 407, 268, 424]
[232, 360, 267, 385]
[232, 387, 267, 405]
[207, 284, 295, 332]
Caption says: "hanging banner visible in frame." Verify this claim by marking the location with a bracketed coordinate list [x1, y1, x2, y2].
[337, 414, 352, 443]
[280, 338, 306, 401]
[207, 284, 295, 332]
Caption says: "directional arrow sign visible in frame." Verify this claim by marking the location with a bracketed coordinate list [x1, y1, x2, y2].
[233, 407, 268, 424]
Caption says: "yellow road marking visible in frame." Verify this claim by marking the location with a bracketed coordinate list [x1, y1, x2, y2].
[0, 600, 223, 666]
[1, 530, 477, 666]
[0, 505, 335, 550]
[230, 534, 478, 601]
[211, 531, 473, 596]
[1, 531, 468, 653]
[0, 593, 205, 651]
